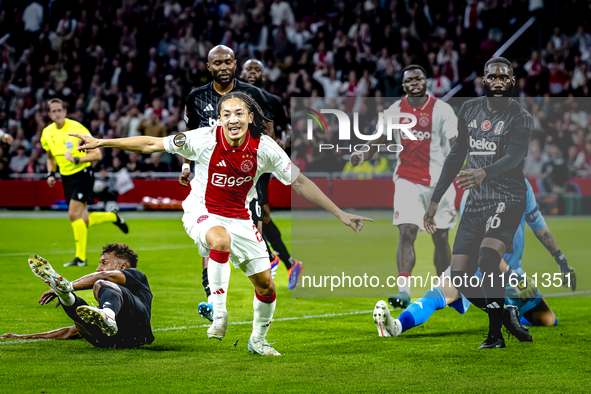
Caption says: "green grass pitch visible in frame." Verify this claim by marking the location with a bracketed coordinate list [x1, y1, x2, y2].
[0, 214, 590, 393]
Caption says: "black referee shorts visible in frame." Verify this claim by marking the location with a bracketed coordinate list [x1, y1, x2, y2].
[61, 167, 94, 206]
[453, 200, 526, 256]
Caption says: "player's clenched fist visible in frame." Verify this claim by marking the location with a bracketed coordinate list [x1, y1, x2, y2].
[179, 168, 191, 187]
[423, 201, 438, 235]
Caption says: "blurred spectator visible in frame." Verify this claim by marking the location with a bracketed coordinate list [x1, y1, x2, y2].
[574, 135, 591, 175]
[540, 144, 574, 194]
[138, 113, 167, 138]
[313, 67, 342, 98]
[524, 141, 548, 178]
[428, 65, 451, 97]
[9, 145, 29, 173]
[145, 152, 170, 173]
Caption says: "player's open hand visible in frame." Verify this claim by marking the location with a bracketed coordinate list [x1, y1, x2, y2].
[0, 333, 27, 339]
[179, 169, 191, 187]
[39, 289, 58, 306]
[456, 169, 486, 190]
[68, 133, 100, 151]
[340, 212, 373, 233]
[424, 201, 439, 234]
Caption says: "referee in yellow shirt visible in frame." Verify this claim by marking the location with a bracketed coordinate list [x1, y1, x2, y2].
[41, 98, 129, 267]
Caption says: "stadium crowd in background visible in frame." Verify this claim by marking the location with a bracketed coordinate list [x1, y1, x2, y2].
[0, 0, 591, 185]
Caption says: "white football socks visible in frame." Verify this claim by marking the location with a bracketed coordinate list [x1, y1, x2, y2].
[57, 291, 76, 307]
[252, 292, 276, 343]
[208, 251, 231, 315]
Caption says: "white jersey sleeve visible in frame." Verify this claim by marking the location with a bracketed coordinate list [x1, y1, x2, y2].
[435, 100, 458, 142]
[259, 135, 300, 185]
[163, 126, 215, 162]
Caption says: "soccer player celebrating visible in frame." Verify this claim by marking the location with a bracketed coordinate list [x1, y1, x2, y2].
[41, 98, 128, 267]
[240, 58, 303, 288]
[374, 179, 575, 338]
[351, 65, 458, 307]
[180, 47, 283, 321]
[423, 57, 533, 349]
[1, 243, 154, 349]
[70, 92, 372, 355]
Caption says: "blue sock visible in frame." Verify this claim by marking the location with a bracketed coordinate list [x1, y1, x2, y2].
[398, 287, 447, 333]
[520, 316, 532, 326]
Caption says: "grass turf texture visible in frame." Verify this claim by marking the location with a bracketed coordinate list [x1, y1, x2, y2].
[0, 215, 590, 393]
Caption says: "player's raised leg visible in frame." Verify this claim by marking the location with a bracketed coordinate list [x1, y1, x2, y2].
[28, 254, 76, 306]
[205, 226, 231, 340]
[247, 264, 280, 356]
[76, 280, 121, 336]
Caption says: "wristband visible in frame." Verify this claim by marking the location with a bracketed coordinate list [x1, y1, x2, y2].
[47, 171, 56, 179]
[182, 163, 190, 172]
[349, 152, 364, 166]
[553, 250, 567, 267]
[74, 157, 80, 165]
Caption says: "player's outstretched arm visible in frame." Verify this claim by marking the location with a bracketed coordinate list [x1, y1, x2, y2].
[69, 133, 165, 154]
[291, 173, 373, 232]
[0, 326, 82, 340]
[534, 225, 576, 291]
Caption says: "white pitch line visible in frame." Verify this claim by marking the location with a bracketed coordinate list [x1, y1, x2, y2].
[545, 289, 591, 297]
[0, 244, 195, 257]
[0, 309, 372, 346]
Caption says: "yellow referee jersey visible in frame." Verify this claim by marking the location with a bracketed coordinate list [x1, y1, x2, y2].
[40, 119, 92, 176]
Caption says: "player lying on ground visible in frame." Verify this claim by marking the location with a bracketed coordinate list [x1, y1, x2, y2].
[374, 179, 576, 338]
[424, 57, 533, 349]
[350, 64, 458, 308]
[0, 243, 154, 349]
[70, 92, 372, 356]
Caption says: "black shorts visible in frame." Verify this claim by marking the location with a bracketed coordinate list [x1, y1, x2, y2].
[258, 172, 271, 206]
[453, 200, 526, 256]
[61, 167, 94, 206]
[65, 291, 154, 349]
[250, 194, 262, 224]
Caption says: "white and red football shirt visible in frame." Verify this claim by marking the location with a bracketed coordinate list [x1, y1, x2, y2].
[164, 126, 299, 219]
[383, 95, 458, 187]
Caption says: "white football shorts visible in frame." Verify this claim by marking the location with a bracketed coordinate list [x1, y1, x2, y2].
[393, 178, 457, 231]
[182, 210, 270, 276]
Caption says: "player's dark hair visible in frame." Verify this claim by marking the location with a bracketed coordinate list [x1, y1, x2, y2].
[484, 57, 513, 73]
[401, 65, 428, 81]
[217, 91, 270, 138]
[102, 243, 138, 268]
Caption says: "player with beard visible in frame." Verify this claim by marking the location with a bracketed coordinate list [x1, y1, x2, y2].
[241, 59, 303, 288]
[180, 46, 278, 323]
[350, 65, 458, 307]
[424, 57, 533, 349]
